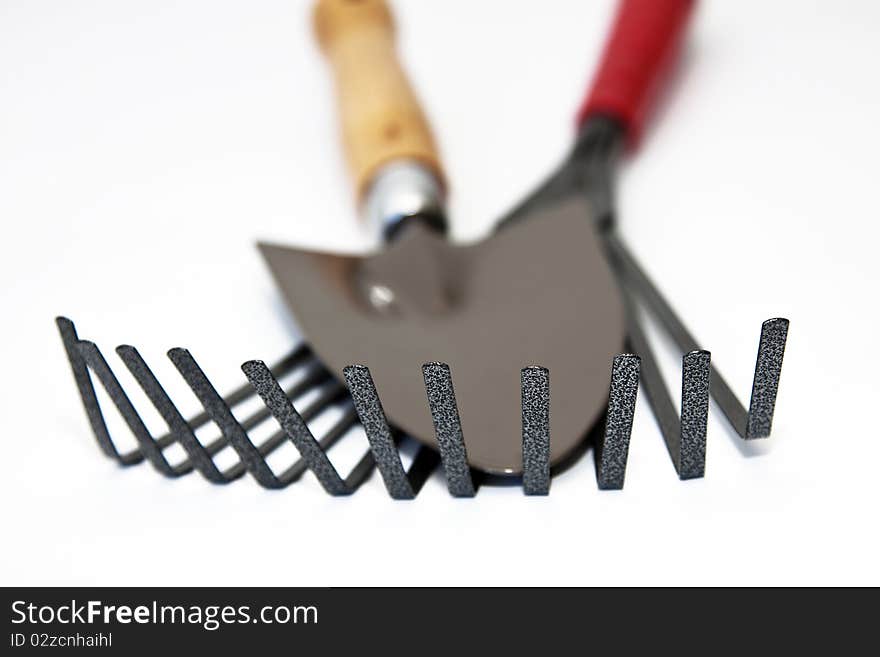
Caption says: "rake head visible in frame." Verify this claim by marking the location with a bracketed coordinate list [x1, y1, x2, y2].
[56, 304, 788, 498]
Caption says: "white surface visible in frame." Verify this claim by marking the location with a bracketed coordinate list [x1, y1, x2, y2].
[1, 0, 878, 586]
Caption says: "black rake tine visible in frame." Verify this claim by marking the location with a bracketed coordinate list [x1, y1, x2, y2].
[237, 367, 333, 433]
[177, 366, 332, 448]
[56, 317, 118, 460]
[221, 383, 354, 484]
[596, 354, 640, 490]
[422, 362, 476, 498]
[241, 360, 353, 495]
[115, 345, 227, 482]
[76, 340, 172, 472]
[679, 349, 711, 480]
[343, 365, 416, 500]
[253, 390, 353, 463]
[521, 367, 550, 496]
[179, 344, 315, 434]
[169, 349, 283, 489]
[162, 368, 339, 461]
[178, 371, 341, 461]
[624, 302, 709, 480]
[603, 233, 788, 441]
[215, 459, 248, 484]
[625, 310, 682, 475]
[744, 318, 789, 438]
[278, 406, 360, 484]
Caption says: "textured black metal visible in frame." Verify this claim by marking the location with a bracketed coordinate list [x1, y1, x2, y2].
[242, 360, 373, 494]
[500, 116, 623, 232]
[343, 365, 416, 499]
[623, 300, 711, 480]
[745, 318, 789, 439]
[625, 308, 679, 468]
[56, 317, 120, 461]
[276, 407, 359, 484]
[596, 354, 640, 490]
[422, 362, 476, 497]
[116, 344, 227, 482]
[58, 312, 785, 496]
[56, 318, 398, 496]
[603, 233, 788, 442]
[178, 345, 312, 438]
[56, 317, 333, 486]
[680, 350, 711, 480]
[521, 367, 550, 496]
[78, 340, 176, 473]
[169, 349, 283, 488]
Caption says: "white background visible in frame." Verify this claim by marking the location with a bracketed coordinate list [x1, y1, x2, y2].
[2, 0, 878, 586]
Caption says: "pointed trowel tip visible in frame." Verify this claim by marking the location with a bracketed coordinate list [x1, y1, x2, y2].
[255, 240, 292, 283]
[256, 240, 291, 261]
[256, 240, 319, 278]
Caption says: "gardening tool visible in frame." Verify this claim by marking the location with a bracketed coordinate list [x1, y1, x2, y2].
[57, 0, 788, 498]
[502, 0, 788, 481]
[259, 0, 627, 474]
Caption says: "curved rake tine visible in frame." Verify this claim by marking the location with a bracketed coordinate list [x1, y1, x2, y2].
[178, 344, 314, 437]
[247, 384, 352, 476]
[604, 233, 788, 441]
[278, 406, 359, 484]
[56, 317, 119, 461]
[679, 350, 711, 478]
[58, 318, 370, 493]
[242, 360, 369, 495]
[235, 367, 334, 434]
[76, 340, 174, 472]
[596, 354, 640, 490]
[343, 365, 439, 498]
[343, 365, 417, 500]
[116, 345, 227, 483]
[169, 349, 283, 489]
[422, 363, 476, 498]
[626, 300, 711, 480]
[742, 318, 788, 438]
[198, 371, 341, 465]
[521, 367, 550, 496]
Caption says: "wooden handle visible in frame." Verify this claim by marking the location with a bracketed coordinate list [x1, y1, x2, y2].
[314, 0, 444, 200]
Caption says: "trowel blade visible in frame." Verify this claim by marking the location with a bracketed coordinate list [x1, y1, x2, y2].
[258, 196, 625, 474]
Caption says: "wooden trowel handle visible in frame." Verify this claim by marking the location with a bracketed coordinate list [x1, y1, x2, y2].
[313, 0, 444, 201]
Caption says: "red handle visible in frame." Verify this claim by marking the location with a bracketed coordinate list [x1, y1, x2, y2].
[576, 0, 696, 144]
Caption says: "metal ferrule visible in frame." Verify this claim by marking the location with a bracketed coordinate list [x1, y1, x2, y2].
[361, 160, 447, 240]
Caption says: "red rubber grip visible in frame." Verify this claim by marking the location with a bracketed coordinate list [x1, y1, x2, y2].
[576, 0, 696, 144]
